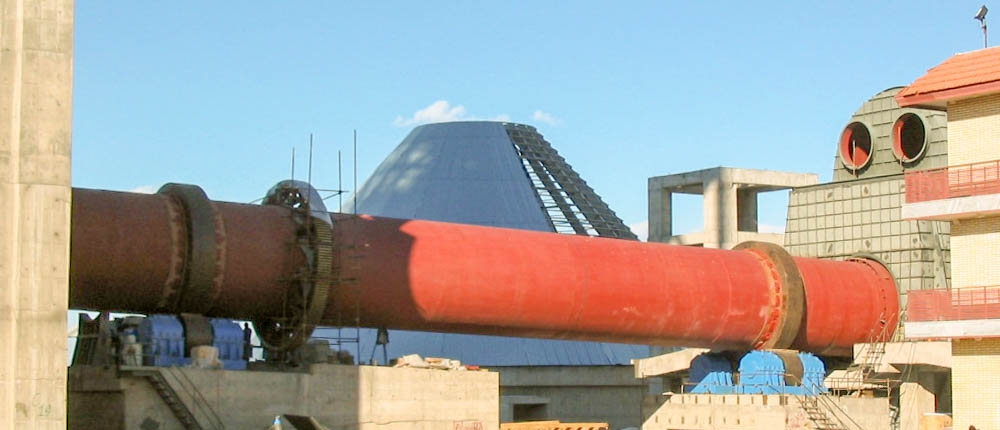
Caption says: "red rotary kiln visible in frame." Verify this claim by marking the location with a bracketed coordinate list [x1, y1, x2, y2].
[69, 185, 898, 357]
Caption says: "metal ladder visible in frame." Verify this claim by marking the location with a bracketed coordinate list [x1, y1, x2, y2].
[332, 214, 366, 363]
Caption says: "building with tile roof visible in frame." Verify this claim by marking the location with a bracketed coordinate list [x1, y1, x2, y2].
[896, 46, 1000, 109]
[900, 46, 1000, 430]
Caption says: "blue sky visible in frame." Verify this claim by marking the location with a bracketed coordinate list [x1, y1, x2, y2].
[73, 2, 991, 238]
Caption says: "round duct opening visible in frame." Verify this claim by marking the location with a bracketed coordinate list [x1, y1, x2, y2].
[892, 113, 927, 163]
[840, 122, 872, 171]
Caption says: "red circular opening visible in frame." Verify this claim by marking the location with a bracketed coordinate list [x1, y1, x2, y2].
[892, 113, 926, 163]
[840, 122, 872, 170]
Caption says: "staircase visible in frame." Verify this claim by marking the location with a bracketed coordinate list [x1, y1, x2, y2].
[124, 366, 224, 430]
[808, 309, 903, 430]
[799, 395, 846, 430]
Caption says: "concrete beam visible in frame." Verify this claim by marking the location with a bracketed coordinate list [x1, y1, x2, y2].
[0, 1, 74, 428]
[905, 319, 1000, 339]
[901, 194, 1000, 220]
[726, 168, 818, 189]
[664, 232, 707, 246]
[631, 348, 710, 378]
[850, 341, 951, 374]
[648, 167, 818, 191]
[734, 232, 784, 246]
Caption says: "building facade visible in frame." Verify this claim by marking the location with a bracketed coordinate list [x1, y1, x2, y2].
[899, 46, 1000, 430]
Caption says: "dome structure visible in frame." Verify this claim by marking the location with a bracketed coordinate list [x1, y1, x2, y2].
[320, 121, 647, 366]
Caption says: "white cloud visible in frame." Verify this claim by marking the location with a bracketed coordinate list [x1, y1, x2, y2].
[394, 100, 467, 127]
[759, 223, 786, 234]
[629, 220, 648, 242]
[532, 110, 560, 125]
[393, 100, 511, 127]
[129, 185, 156, 194]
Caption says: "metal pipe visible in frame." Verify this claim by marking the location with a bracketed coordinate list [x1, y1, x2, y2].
[69, 187, 898, 356]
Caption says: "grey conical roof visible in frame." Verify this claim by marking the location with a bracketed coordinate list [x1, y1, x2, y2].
[353, 121, 551, 230]
[351, 121, 636, 239]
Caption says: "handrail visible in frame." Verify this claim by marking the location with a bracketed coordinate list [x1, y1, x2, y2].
[908, 286, 1000, 322]
[785, 373, 866, 430]
[904, 159, 1000, 203]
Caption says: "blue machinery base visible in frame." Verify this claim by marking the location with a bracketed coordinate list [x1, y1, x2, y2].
[689, 350, 828, 396]
[138, 314, 248, 370]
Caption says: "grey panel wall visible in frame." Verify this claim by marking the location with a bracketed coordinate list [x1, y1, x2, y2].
[787, 88, 953, 318]
[786, 178, 950, 301]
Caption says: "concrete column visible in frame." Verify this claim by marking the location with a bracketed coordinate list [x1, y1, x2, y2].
[703, 172, 737, 249]
[899, 370, 937, 430]
[0, 1, 74, 429]
[647, 185, 671, 242]
[737, 189, 758, 233]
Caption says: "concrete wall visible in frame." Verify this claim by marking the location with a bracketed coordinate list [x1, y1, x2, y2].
[643, 394, 890, 430]
[0, 0, 74, 429]
[498, 366, 645, 430]
[69, 365, 500, 430]
[832, 87, 948, 182]
[784, 177, 951, 306]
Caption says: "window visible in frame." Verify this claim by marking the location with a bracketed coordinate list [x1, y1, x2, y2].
[840, 122, 872, 171]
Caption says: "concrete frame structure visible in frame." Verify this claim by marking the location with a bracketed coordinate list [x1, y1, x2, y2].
[648, 167, 817, 249]
[0, 1, 74, 429]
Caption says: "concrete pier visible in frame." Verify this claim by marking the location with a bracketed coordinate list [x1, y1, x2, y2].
[0, 0, 74, 428]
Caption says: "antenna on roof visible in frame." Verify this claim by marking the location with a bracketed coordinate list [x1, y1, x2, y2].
[976, 5, 989, 48]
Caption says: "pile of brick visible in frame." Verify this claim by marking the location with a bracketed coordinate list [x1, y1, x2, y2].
[392, 354, 482, 371]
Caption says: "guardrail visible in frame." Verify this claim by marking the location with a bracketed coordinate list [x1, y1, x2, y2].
[904, 160, 1000, 203]
[908, 286, 1000, 322]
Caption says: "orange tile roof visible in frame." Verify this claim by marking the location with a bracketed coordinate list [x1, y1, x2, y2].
[896, 46, 1000, 108]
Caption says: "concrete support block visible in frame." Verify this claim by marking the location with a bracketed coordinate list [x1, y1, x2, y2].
[900, 372, 940, 430]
